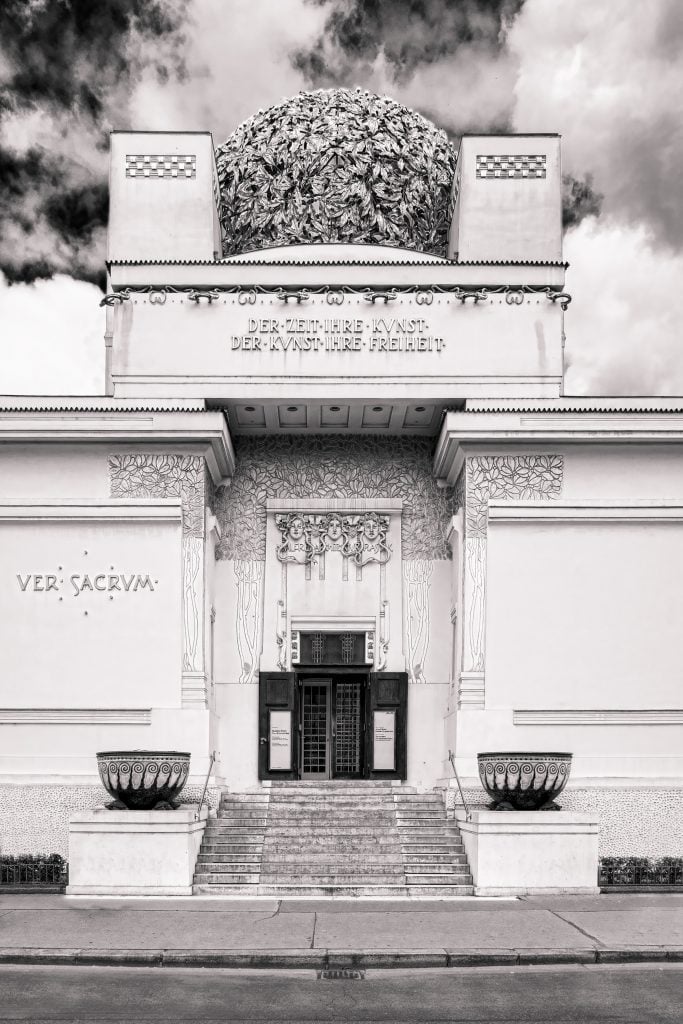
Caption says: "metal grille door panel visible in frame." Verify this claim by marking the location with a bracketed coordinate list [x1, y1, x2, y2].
[302, 683, 329, 777]
[334, 681, 363, 775]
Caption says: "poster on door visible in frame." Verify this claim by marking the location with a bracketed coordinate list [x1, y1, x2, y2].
[269, 710, 292, 771]
[373, 710, 396, 771]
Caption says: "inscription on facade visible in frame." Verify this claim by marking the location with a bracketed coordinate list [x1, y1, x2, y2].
[15, 572, 158, 596]
[231, 317, 445, 353]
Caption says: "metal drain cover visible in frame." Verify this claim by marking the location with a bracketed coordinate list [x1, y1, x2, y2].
[318, 968, 366, 980]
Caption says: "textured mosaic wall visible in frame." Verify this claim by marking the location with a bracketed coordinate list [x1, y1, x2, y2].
[0, 785, 221, 857]
[214, 436, 459, 562]
[445, 786, 683, 857]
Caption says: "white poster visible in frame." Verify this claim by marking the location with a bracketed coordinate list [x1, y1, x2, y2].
[269, 710, 292, 771]
[373, 710, 396, 771]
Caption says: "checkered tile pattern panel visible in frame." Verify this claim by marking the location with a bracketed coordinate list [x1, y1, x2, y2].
[476, 154, 546, 178]
[125, 154, 197, 178]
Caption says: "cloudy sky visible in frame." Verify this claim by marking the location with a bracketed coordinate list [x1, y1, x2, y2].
[1, 0, 682, 396]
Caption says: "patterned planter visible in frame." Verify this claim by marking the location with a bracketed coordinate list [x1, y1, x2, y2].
[97, 751, 191, 810]
[478, 752, 572, 811]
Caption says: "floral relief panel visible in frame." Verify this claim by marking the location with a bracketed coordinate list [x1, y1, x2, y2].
[214, 436, 460, 563]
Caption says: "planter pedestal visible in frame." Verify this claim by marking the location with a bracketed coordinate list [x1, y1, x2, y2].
[67, 805, 207, 896]
[455, 810, 599, 896]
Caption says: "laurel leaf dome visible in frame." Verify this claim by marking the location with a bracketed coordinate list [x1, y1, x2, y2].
[216, 88, 456, 257]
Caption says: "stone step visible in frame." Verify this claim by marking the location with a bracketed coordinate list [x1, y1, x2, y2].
[393, 794, 444, 802]
[406, 873, 473, 885]
[219, 798, 270, 806]
[193, 883, 473, 897]
[403, 862, 465, 874]
[403, 854, 468, 865]
[222, 823, 397, 831]
[200, 843, 264, 852]
[258, 874, 408, 885]
[396, 825, 462, 833]
[220, 790, 270, 798]
[197, 862, 264, 873]
[258, 811, 395, 819]
[400, 841, 465, 849]
[268, 781, 406, 788]
[195, 785, 472, 898]
[197, 853, 263, 863]
[395, 811, 452, 820]
[193, 873, 261, 884]
[259, 858, 405, 870]
[259, 844, 405, 855]
[214, 816, 270, 825]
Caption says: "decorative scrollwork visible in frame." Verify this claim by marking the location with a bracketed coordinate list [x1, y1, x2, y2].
[99, 289, 131, 307]
[325, 290, 345, 305]
[237, 288, 257, 305]
[545, 289, 572, 310]
[415, 290, 434, 305]
[455, 287, 488, 304]
[187, 289, 221, 304]
[362, 288, 398, 304]
[275, 288, 310, 304]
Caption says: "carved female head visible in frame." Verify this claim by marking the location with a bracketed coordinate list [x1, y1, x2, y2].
[326, 514, 343, 541]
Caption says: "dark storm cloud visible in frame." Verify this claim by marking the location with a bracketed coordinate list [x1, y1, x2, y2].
[0, 0, 187, 287]
[294, 0, 524, 85]
[562, 174, 603, 231]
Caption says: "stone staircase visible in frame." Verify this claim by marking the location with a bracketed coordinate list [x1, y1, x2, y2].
[193, 781, 473, 896]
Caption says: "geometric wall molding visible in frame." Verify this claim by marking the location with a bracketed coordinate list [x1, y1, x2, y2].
[0, 709, 151, 725]
[514, 710, 683, 726]
[109, 452, 208, 707]
[460, 454, 564, 709]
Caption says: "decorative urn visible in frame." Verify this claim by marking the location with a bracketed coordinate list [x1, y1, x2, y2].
[477, 752, 572, 811]
[97, 751, 191, 810]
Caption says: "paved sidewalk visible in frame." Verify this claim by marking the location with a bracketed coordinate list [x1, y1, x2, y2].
[0, 892, 681, 969]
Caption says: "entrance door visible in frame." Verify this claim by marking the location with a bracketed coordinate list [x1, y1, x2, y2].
[258, 670, 407, 781]
[301, 678, 331, 778]
[300, 675, 365, 779]
[332, 677, 364, 777]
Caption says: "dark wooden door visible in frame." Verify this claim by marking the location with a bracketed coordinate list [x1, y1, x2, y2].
[365, 672, 408, 780]
[258, 671, 298, 780]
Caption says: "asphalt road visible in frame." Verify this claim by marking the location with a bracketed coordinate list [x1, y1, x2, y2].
[0, 963, 681, 1023]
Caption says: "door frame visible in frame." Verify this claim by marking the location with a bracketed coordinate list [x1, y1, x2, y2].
[258, 670, 407, 781]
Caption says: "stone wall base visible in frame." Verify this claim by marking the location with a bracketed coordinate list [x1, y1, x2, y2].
[455, 810, 600, 895]
[0, 783, 221, 857]
[67, 805, 207, 896]
[446, 784, 683, 857]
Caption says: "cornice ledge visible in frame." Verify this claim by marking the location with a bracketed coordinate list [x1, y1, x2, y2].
[266, 497, 403, 513]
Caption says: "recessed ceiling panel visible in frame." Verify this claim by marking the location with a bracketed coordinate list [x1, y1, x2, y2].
[278, 404, 307, 427]
[235, 404, 266, 427]
[321, 404, 350, 427]
[403, 404, 436, 427]
[361, 404, 392, 427]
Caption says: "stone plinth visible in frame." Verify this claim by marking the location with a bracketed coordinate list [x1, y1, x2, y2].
[455, 810, 599, 896]
[67, 805, 207, 895]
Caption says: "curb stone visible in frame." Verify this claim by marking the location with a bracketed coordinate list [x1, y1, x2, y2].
[0, 947, 681, 969]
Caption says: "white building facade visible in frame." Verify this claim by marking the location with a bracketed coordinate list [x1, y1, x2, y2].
[1, 92, 681, 863]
